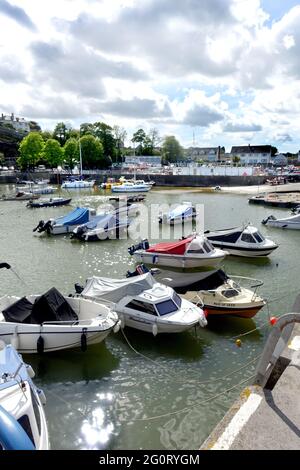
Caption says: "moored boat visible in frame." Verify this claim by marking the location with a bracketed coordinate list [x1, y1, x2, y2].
[205, 224, 278, 257]
[112, 182, 150, 193]
[77, 273, 207, 335]
[27, 197, 72, 208]
[1, 191, 40, 201]
[0, 286, 119, 353]
[0, 344, 49, 449]
[262, 212, 300, 230]
[159, 202, 198, 225]
[61, 179, 95, 189]
[180, 270, 265, 318]
[33, 206, 97, 235]
[128, 235, 227, 269]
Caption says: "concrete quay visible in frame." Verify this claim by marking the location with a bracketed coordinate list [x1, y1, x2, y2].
[201, 322, 300, 450]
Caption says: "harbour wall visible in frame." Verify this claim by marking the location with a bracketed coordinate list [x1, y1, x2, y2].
[1, 172, 267, 187]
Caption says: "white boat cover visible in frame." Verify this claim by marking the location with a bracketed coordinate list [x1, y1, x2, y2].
[82, 272, 156, 303]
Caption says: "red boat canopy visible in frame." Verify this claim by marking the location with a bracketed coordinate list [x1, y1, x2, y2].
[146, 236, 194, 255]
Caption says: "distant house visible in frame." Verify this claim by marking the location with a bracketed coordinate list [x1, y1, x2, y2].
[186, 146, 225, 162]
[230, 145, 272, 165]
[273, 154, 288, 166]
[0, 113, 30, 133]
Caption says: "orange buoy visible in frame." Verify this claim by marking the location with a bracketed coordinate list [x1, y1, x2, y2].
[235, 339, 242, 347]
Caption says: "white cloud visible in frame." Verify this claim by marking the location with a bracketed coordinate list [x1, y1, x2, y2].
[1, 0, 300, 151]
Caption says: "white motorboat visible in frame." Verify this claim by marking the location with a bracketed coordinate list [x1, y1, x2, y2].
[262, 213, 300, 230]
[181, 270, 265, 319]
[205, 224, 278, 257]
[18, 182, 55, 195]
[0, 344, 49, 450]
[71, 212, 132, 242]
[33, 206, 97, 235]
[77, 273, 207, 335]
[61, 179, 95, 189]
[159, 202, 198, 225]
[111, 182, 151, 193]
[134, 179, 155, 187]
[128, 235, 227, 269]
[0, 287, 119, 353]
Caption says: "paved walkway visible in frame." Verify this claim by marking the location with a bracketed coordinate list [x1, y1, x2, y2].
[201, 324, 300, 450]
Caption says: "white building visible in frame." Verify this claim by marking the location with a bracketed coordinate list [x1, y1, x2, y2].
[186, 146, 225, 162]
[0, 113, 30, 133]
[230, 145, 272, 165]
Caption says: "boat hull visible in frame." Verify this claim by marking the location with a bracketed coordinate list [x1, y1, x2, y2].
[265, 220, 300, 230]
[209, 243, 278, 257]
[203, 304, 263, 318]
[132, 251, 225, 269]
[112, 186, 150, 193]
[0, 324, 113, 353]
[122, 314, 199, 334]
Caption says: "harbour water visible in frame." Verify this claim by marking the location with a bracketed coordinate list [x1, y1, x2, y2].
[0, 185, 299, 450]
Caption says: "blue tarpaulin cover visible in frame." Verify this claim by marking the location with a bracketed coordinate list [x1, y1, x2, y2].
[57, 207, 90, 226]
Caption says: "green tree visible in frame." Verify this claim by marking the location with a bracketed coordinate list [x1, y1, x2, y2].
[40, 130, 52, 141]
[52, 122, 71, 146]
[42, 139, 64, 168]
[80, 135, 104, 169]
[113, 125, 127, 162]
[80, 122, 94, 136]
[232, 156, 240, 166]
[17, 132, 44, 169]
[132, 128, 147, 154]
[93, 122, 116, 160]
[64, 138, 79, 170]
[271, 146, 278, 156]
[161, 136, 183, 163]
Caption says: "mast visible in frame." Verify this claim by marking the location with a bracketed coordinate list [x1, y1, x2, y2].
[79, 141, 83, 177]
[133, 143, 136, 181]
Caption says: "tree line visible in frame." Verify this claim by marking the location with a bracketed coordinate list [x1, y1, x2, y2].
[17, 121, 184, 170]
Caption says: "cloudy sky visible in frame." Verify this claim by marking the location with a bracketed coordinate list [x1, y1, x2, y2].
[0, 0, 300, 151]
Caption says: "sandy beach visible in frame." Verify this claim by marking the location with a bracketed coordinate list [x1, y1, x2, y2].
[153, 181, 300, 195]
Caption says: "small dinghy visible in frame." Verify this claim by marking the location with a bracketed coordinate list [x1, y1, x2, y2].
[0, 344, 49, 449]
[205, 224, 278, 257]
[159, 202, 198, 225]
[27, 197, 72, 208]
[109, 195, 145, 203]
[0, 287, 119, 353]
[33, 206, 97, 235]
[180, 270, 265, 319]
[76, 273, 207, 335]
[128, 234, 227, 269]
[262, 212, 300, 230]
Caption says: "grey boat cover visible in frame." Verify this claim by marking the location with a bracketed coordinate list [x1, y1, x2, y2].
[82, 272, 156, 303]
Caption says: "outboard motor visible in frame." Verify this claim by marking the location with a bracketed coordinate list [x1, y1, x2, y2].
[128, 239, 149, 255]
[71, 225, 87, 241]
[126, 264, 150, 278]
[262, 215, 275, 225]
[74, 283, 84, 294]
[33, 220, 45, 232]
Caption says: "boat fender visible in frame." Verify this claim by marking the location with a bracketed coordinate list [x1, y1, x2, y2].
[26, 365, 35, 379]
[37, 388, 46, 405]
[119, 314, 125, 330]
[37, 335, 44, 354]
[152, 322, 158, 337]
[0, 405, 36, 450]
[11, 328, 19, 350]
[113, 320, 121, 334]
[81, 328, 87, 352]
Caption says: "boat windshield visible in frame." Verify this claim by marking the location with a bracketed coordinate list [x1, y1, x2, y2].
[241, 233, 256, 243]
[253, 231, 265, 243]
[155, 299, 178, 316]
[172, 292, 182, 308]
